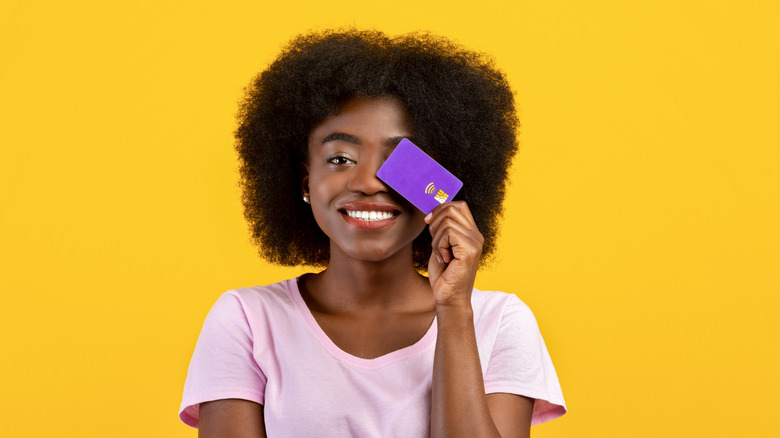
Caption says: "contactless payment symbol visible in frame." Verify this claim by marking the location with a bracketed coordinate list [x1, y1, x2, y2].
[377, 138, 463, 214]
[425, 182, 449, 204]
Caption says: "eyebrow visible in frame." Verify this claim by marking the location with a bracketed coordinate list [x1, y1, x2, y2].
[321, 133, 417, 147]
[386, 136, 412, 147]
[322, 132, 360, 144]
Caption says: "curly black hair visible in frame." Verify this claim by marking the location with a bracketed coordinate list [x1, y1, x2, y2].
[235, 29, 519, 269]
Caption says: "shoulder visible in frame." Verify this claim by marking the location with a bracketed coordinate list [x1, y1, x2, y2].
[228, 277, 296, 302]
[199, 277, 301, 339]
[214, 277, 297, 315]
[469, 288, 542, 368]
[471, 288, 536, 330]
[472, 288, 567, 423]
[179, 281, 299, 429]
[469, 288, 547, 370]
[471, 288, 530, 309]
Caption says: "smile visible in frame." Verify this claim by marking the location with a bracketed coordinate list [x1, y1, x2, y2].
[337, 202, 402, 229]
[344, 210, 397, 221]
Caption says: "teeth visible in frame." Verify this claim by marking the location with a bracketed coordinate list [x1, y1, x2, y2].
[346, 210, 395, 221]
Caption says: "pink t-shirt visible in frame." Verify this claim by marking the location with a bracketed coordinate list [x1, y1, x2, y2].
[180, 277, 566, 436]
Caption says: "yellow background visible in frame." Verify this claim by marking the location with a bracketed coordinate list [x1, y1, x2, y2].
[2, 0, 778, 436]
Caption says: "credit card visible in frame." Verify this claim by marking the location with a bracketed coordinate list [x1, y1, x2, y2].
[377, 138, 463, 214]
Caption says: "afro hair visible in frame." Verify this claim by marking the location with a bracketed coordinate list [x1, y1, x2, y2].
[235, 29, 519, 269]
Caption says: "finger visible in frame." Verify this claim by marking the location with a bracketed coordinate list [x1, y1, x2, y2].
[427, 249, 445, 283]
[427, 201, 476, 226]
[426, 202, 476, 236]
[434, 227, 481, 265]
[430, 216, 474, 248]
[430, 221, 482, 264]
[427, 204, 483, 263]
[427, 207, 483, 259]
[452, 200, 477, 226]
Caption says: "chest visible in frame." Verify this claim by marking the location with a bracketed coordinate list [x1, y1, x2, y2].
[260, 310, 437, 438]
[312, 310, 436, 359]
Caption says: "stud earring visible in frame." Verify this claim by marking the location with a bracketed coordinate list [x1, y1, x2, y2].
[303, 194, 310, 204]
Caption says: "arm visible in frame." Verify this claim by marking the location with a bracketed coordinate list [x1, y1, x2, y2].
[180, 293, 268, 435]
[198, 399, 266, 438]
[426, 202, 534, 438]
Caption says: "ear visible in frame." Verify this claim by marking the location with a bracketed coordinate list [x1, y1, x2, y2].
[300, 162, 310, 199]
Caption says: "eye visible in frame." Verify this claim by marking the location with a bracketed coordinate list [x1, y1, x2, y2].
[326, 154, 355, 166]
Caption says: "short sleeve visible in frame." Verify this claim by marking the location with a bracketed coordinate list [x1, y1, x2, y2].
[483, 294, 566, 425]
[179, 292, 267, 428]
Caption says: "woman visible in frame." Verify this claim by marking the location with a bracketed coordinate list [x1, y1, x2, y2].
[180, 29, 566, 437]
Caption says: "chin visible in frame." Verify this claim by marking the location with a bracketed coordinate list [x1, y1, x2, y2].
[334, 241, 413, 265]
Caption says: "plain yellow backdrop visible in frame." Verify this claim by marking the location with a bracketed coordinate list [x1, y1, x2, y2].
[2, 0, 778, 436]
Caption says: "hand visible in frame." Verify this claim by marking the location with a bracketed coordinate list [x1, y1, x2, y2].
[425, 201, 484, 307]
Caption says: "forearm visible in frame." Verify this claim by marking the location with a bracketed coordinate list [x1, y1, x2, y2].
[430, 301, 501, 438]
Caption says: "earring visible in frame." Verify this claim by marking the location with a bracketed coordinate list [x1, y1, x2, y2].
[303, 194, 310, 204]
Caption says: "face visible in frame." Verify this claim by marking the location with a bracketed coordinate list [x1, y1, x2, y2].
[302, 96, 427, 264]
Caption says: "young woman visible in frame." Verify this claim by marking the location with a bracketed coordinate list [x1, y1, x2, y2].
[180, 29, 566, 437]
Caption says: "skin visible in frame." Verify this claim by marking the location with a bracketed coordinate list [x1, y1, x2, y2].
[199, 96, 533, 437]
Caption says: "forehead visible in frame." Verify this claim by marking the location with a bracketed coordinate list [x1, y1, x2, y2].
[308, 96, 413, 146]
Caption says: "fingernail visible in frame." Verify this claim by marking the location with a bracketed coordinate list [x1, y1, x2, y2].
[435, 253, 442, 263]
[425, 213, 432, 223]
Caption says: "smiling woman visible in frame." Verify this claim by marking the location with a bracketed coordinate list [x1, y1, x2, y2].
[304, 96, 427, 263]
[179, 29, 566, 438]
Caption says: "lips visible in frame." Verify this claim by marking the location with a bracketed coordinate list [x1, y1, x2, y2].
[338, 202, 401, 228]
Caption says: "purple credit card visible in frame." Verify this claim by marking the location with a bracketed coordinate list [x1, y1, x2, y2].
[377, 138, 463, 214]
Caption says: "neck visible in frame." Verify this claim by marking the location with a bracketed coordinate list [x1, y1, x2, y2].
[303, 243, 431, 314]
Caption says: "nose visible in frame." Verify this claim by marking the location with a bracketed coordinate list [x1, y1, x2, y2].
[347, 157, 388, 195]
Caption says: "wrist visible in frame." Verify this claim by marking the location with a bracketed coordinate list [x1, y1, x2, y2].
[435, 298, 473, 317]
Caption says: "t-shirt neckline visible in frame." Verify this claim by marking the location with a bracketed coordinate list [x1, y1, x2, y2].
[286, 276, 438, 370]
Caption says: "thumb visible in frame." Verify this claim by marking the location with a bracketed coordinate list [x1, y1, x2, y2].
[427, 250, 446, 286]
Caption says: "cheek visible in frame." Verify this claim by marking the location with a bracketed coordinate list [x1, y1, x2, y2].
[309, 190, 331, 226]
[409, 210, 428, 235]
[307, 173, 344, 227]
[308, 171, 344, 204]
